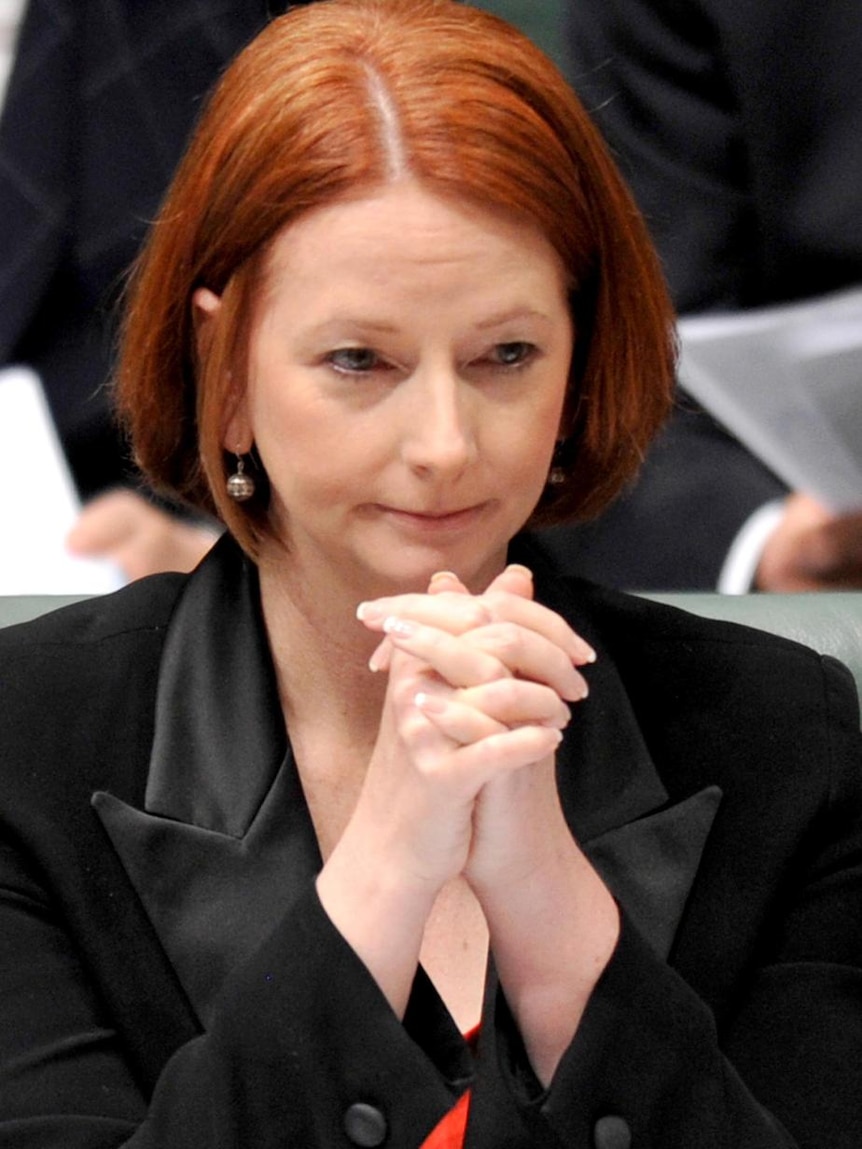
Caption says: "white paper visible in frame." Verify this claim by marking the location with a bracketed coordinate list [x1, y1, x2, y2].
[0, 367, 125, 594]
[677, 286, 862, 512]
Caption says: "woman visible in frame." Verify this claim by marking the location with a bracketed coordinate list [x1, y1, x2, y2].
[0, 1, 860, 1146]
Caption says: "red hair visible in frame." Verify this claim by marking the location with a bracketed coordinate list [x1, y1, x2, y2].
[116, 0, 676, 556]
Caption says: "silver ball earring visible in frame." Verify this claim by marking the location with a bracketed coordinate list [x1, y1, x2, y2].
[548, 439, 567, 486]
[226, 453, 255, 502]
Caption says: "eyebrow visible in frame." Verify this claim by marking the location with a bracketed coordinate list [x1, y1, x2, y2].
[303, 308, 554, 340]
[474, 307, 556, 330]
[301, 317, 401, 339]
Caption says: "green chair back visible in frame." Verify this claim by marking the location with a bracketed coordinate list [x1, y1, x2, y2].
[0, 596, 92, 627]
[4, 589, 862, 710]
[647, 592, 862, 711]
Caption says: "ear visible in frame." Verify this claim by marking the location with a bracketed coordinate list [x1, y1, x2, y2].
[192, 287, 253, 454]
[191, 286, 222, 356]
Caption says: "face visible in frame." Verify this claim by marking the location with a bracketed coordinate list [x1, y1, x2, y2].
[212, 180, 573, 597]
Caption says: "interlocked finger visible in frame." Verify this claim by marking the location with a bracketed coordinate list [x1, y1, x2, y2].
[455, 677, 572, 731]
[358, 580, 596, 666]
[411, 675, 570, 748]
[456, 621, 588, 701]
[413, 690, 508, 746]
[413, 690, 564, 771]
[382, 616, 512, 689]
[382, 615, 588, 701]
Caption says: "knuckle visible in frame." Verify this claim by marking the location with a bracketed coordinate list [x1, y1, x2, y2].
[484, 621, 521, 658]
[487, 676, 523, 710]
[461, 600, 493, 630]
[481, 589, 508, 615]
[473, 660, 510, 686]
[402, 712, 431, 743]
[390, 671, 422, 709]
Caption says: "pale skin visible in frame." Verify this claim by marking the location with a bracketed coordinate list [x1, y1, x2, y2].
[66, 489, 219, 580]
[757, 492, 862, 590]
[194, 178, 620, 1087]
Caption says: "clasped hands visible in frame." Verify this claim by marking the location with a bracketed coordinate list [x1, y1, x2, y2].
[351, 562, 595, 896]
[318, 564, 617, 1079]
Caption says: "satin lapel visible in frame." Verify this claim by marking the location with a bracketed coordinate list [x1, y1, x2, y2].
[583, 786, 723, 960]
[553, 658, 723, 960]
[93, 539, 321, 1026]
[526, 545, 724, 960]
[143, 538, 284, 835]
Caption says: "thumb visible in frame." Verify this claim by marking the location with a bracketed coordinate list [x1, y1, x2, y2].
[483, 563, 534, 601]
[427, 570, 470, 596]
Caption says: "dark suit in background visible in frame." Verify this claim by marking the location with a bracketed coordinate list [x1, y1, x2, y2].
[541, 0, 862, 589]
[0, 0, 279, 500]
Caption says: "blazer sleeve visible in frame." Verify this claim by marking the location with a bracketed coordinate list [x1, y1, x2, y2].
[508, 653, 862, 1148]
[0, 844, 466, 1147]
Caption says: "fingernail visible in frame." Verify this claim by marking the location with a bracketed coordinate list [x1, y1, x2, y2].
[505, 564, 533, 580]
[563, 675, 589, 702]
[429, 570, 459, 584]
[415, 691, 446, 714]
[382, 616, 416, 638]
[357, 601, 383, 622]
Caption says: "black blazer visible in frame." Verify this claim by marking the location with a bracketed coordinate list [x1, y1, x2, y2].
[0, 0, 276, 497]
[544, 0, 862, 591]
[0, 534, 861, 1147]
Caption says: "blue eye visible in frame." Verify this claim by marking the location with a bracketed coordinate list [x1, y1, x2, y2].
[327, 347, 382, 374]
[491, 341, 536, 367]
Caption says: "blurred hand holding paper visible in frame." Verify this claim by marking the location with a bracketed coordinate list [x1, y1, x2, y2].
[0, 367, 125, 594]
[677, 287, 862, 512]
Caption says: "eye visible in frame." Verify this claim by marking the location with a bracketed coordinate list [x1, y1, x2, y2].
[326, 347, 387, 374]
[487, 341, 538, 369]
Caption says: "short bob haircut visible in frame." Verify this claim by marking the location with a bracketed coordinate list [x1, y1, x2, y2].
[116, 0, 676, 558]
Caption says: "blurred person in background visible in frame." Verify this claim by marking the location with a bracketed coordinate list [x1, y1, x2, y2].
[0, 0, 556, 583]
[0, 1, 305, 578]
[543, 0, 862, 592]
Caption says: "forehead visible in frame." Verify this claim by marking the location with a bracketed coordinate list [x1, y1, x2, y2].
[257, 180, 570, 306]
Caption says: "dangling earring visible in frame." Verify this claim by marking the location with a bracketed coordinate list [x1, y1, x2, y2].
[226, 453, 256, 502]
[548, 439, 567, 486]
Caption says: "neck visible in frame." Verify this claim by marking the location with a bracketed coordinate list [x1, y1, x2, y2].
[255, 545, 410, 860]
[256, 544, 391, 742]
[255, 536, 511, 747]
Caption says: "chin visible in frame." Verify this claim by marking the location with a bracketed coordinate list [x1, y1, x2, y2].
[371, 545, 509, 596]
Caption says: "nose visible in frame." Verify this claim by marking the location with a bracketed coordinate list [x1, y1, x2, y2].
[400, 367, 478, 478]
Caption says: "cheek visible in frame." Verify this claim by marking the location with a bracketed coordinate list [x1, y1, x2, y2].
[251, 393, 375, 502]
[501, 397, 566, 495]
[244, 367, 326, 457]
[511, 382, 567, 459]
[483, 410, 557, 502]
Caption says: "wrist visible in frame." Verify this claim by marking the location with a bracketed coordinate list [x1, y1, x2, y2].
[478, 840, 619, 1085]
[316, 831, 438, 1019]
